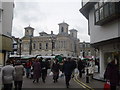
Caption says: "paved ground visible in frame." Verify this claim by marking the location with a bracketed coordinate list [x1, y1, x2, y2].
[22, 71, 105, 89]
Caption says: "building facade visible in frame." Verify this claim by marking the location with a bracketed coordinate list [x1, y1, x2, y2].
[79, 42, 97, 59]
[0, 1, 14, 66]
[80, 0, 120, 78]
[21, 22, 80, 57]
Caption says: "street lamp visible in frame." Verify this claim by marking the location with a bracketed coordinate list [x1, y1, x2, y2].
[29, 36, 32, 55]
[83, 41, 85, 58]
[50, 36, 56, 56]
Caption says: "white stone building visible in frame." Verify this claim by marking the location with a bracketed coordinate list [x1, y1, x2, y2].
[0, 0, 14, 66]
[80, 0, 120, 79]
[21, 22, 80, 57]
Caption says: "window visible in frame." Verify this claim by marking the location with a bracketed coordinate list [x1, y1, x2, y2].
[95, 3, 99, 10]
[33, 43, 36, 49]
[39, 43, 42, 49]
[109, 3, 115, 15]
[100, 7, 104, 20]
[52, 42, 55, 49]
[61, 27, 64, 32]
[94, 2, 120, 25]
[23, 43, 28, 50]
[46, 43, 48, 49]
[72, 33, 74, 37]
[95, 10, 99, 22]
[104, 3, 109, 18]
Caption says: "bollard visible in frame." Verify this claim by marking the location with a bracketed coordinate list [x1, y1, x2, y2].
[86, 68, 89, 83]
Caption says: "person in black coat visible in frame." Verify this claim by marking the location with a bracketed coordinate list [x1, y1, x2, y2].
[41, 59, 49, 83]
[71, 59, 77, 78]
[62, 58, 73, 88]
[51, 59, 60, 83]
[77, 59, 85, 78]
[104, 59, 119, 90]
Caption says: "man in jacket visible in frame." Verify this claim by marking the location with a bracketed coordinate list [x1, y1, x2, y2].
[14, 60, 24, 90]
[1, 60, 15, 90]
[63, 58, 73, 88]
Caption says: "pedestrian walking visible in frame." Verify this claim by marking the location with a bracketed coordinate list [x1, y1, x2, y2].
[41, 59, 49, 83]
[32, 59, 41, 83]
[1, 60, 15, 90]
[104, 59, 119, 90]
[71, 59, 77, 78]
[24, 60, 32, 78]
[51, 59, 60, 83]
[77, 59, 85, 78]
[14, 60, 24, 90]
[62, 58, 73, 88]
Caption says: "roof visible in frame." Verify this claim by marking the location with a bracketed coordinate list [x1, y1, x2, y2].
[79, 2, 96, 19]
[58, 21, 69, 26]
[69, 29, 78, 32]
[39, 31, 47, 34]
[24, 25, 34, 30]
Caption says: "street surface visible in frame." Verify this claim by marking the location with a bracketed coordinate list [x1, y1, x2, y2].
[22, 70, 105, 89]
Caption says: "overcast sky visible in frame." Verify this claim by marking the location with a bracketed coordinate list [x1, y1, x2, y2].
[12, 0, 90, 42]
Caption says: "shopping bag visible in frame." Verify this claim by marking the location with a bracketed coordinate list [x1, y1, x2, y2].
[104, 81, 110, 90]
[59, 71, 64, 78]
[74, 68, 79, 74]
[49, 71, 53, 76]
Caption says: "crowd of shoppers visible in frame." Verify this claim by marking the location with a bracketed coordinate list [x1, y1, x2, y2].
[1, 56, 119, 89]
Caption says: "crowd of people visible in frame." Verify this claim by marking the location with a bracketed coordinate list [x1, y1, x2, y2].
[1, 57, 119, 90]
[1, 57, 87, 89]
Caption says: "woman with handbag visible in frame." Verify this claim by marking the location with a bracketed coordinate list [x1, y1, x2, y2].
[104, 59, 119, 90]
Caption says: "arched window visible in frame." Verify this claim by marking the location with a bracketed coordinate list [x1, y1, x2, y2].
[61, 27, 64, 32]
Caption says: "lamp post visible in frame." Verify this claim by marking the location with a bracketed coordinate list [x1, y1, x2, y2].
[51, 36, 55, 56]
[29, 36, 32, 55]
[83, 41, 85, 58]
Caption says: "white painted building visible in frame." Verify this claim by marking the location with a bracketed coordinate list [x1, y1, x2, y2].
[0, 0, 14, 66]
[80, 0, 120, 79]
